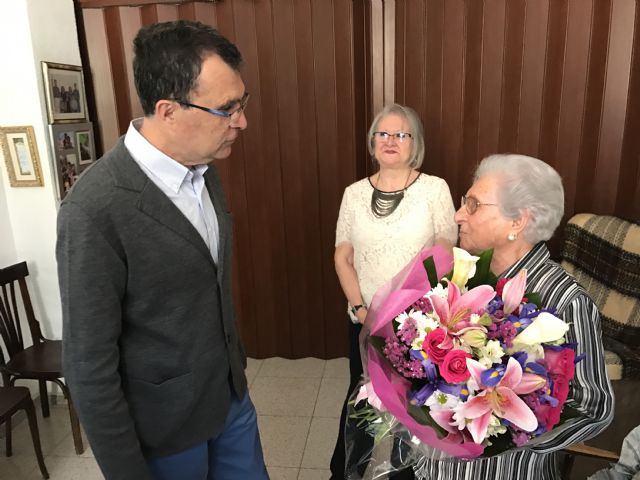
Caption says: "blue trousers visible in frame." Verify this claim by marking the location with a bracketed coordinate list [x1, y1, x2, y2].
[147, 393, 268, 480]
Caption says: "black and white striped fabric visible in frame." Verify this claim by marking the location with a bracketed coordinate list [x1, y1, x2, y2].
[413, 242, 614, 480]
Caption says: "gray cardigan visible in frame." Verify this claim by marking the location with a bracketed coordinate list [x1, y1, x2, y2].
[57, 138, 247, 480]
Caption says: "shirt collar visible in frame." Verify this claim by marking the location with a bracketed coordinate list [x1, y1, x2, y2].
[124, 118, 208, 193]
[500, 242, 550, 279]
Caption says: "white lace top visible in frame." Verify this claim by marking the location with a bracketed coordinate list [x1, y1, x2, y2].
[335, 173, 458, 305]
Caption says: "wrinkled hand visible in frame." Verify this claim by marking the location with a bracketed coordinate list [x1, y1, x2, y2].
[356, 308, 368, 324]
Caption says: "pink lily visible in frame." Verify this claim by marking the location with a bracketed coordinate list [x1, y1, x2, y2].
[502, 269, 527, 315]
[430, 281, 496, 333]
[354, 381, 386, 412]
[456, 357, 545, 444]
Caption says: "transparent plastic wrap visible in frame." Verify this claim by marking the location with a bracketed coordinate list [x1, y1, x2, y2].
[343, 246, 584, 479]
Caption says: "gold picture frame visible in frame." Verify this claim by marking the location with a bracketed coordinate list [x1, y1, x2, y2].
[41, 61, 88, 124]
[1, 126, 44, 187]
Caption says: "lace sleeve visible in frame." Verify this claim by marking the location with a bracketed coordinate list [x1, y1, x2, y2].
[431, 178, 458, 243]
[335, 186, 353, 246]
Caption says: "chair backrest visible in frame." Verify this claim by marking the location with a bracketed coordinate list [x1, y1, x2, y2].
[561, 214, 640, 377]
[0, 262, 43, 363]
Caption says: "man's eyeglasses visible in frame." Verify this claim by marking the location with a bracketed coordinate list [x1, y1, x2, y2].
[373, 131, 413, 143]
[461, 195, 498, 215]
[178, 92, 250, 120]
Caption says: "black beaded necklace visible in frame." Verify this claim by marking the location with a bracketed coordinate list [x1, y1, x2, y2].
[371, 170, 413, 218]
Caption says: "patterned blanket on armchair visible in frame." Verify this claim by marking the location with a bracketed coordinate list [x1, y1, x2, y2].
[561, 213, 640, 379]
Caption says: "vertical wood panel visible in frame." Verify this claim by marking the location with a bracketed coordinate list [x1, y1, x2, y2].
[538, 0, 568, 167]
[594, 0, 635, 213]
[118, 7, 143, 120]
[617, 2, 640, 221]
[103, 7, 133, 135]
[516, 0, 549, 156]
[498, 0, 525, 153]
[312, 0, 343, 359]
[477, 0, 506, 160]
[460, 0, 483, 181]
[440, 0, 465, 197]
[575, 0, 611, 215]
[423, 0, 444, 174]
[555, 0, 592, 214]
[82, 8, 119, 150]
[139, 5, 157, 25]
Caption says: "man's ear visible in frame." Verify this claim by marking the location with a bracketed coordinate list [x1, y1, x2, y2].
[154, 99, 179, 124]
[512, 208, 530, 235]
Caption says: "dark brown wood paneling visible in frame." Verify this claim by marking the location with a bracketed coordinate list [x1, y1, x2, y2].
[617, 2, 640, 221]
[593, 0, 635, 214]
[516, 0, 549, 156]
[477, 0, 506, 161]
[423, 0, 444, 176]
[440, 0, 465, 199]
[498, 0, 525, 153]
[460, 0, 483, 184]
[575, 0, 611, 215]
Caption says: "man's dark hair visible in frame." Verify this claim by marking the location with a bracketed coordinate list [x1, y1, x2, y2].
[133, 20, 242, 116]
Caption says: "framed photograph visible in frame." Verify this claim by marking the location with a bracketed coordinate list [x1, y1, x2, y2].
[0, 126, 44, 187]
[42, 62, 88, 124]
[49, 122, 95, 199]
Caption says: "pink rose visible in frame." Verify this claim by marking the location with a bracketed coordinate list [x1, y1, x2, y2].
[424, 328, 451, 365]
[541, 348, 576, 431]
[440, 349, 471, 383]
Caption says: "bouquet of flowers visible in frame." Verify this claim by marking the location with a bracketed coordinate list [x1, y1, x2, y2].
[347, 246, 582, 475]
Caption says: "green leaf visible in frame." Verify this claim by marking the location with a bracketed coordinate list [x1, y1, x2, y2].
[407, 404, 448, 438]
[423, 256, 440, 289]
[466, 249, 497, 289]
[525, 292, 543, 309]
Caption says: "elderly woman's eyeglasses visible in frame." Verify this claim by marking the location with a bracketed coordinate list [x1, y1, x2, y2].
[178, 92, 250, 120]
[461, 195, 498, 215]
[373, 131, 413, 143]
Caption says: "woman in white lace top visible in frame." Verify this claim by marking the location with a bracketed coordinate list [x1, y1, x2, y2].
[329, 104, 457, 479]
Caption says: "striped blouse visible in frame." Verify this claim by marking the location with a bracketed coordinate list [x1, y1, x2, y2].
[414, 242, 615, 480]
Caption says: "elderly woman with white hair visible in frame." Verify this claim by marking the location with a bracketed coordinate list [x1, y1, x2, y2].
[330, 104, 458, 479]
[413, 154, 614, 479]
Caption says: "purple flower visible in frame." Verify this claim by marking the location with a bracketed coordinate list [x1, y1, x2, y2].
[412, 297, 433, 314]
[397, 317, 419, 346]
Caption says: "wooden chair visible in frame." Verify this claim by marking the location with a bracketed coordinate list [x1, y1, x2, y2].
[0, 386, 49, 478]
[0, 261, 83, 454]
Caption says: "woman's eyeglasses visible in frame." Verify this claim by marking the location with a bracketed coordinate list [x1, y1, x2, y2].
[461, 195, 498, 215]
[373, 131, 413, 143]
[178, 92, 250, 121]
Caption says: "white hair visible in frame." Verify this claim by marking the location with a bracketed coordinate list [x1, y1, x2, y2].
[474, 154, 564, 243]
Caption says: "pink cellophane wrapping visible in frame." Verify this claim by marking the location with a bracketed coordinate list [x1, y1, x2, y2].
[361, 246, 485, 459]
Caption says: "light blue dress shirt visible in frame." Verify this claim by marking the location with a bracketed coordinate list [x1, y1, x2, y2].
[124, 119, 219, 263]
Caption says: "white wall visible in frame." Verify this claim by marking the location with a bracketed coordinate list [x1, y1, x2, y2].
[0, 0, 81, 341]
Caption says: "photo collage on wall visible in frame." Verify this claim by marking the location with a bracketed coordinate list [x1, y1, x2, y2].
[42, 61, 97, 200]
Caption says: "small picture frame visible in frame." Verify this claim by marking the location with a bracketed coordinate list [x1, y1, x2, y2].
[76, 130, 94, 165]
[42, 62, 88, 124]
[1, 126, 44, 187]
[49, 122, 96, 199]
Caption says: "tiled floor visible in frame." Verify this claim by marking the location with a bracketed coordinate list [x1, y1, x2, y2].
[0, 357, 349, 480]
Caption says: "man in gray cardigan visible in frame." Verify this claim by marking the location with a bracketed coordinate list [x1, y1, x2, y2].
[56, 21, 266, 480]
